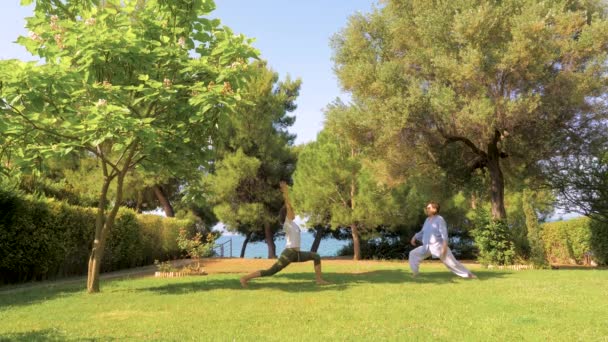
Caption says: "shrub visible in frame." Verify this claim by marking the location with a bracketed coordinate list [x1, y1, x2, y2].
[523, 191, 548, 268]
[541, 217, 598, 265]
[590, 218, 608, 265]
[0, 194, 196, 284]
[471, 208, 516, 266]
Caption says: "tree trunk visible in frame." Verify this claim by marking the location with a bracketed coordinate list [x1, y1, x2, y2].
[349, 158, 361, 260]
[487, 137, 507, 220]
[471, 192, 477, 210]
[310, 226, 324, 253]
[264, 222, 276, 259]
[351, 224, 361, 260]
[87, 147, 136, 294]
[153, 184, 175, 217]
[87, 171, 128, 293]
[135, 190, 143, 213]
[87, 174, 111, 293]
[240, 232, 252, 258]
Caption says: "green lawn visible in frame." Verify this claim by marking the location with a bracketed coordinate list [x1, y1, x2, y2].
[0, 261, 606, 341]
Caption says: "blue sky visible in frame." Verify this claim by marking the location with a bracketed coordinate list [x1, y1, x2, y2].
[0, 1, 375, 145]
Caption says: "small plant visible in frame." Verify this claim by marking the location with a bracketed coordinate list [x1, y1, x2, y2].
[154, 260, 177, 273]
[176, 229, 215, 271]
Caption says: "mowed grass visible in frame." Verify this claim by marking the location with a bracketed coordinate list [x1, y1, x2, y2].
[0, 260, 606, 341]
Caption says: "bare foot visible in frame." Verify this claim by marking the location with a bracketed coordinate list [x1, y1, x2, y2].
[240, 277, 249, 288]
[467, 273, 477, 279]
[411, 273, 418, 279]
[316, 279, 331, 285]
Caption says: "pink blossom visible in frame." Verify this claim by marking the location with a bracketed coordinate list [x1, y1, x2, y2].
[28, 31, 42, 42]
[54, 34, 65, 49]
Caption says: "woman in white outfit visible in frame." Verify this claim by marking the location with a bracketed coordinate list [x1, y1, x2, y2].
[409, 201, 476, 279]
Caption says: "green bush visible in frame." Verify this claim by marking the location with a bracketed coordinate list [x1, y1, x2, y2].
[541, 217, 592, 265]
[523, 191, 548, 268]
[0, 194, 196, 284]
[590, 219, 608, 265]
[540, 217, 608, 265]
[471, 208, 516, 266]
[337, 237, 409, 260]
[544, 218, 587, 263]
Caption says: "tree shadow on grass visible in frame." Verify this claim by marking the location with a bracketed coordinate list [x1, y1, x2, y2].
[138, 269, 511, 295]
[0, 282, 84, 310]
[0, 329, 96, 342]
[279, 269, 510, 285]
[548, 266, 607, 271]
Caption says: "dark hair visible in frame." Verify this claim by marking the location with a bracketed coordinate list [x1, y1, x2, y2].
[426, 201, 440, 213]
[278, 206, 287, 223]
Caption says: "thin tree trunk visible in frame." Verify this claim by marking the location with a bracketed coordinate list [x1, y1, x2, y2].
[153, 184, 175, 217]
[87, 146, 136, 293]
[87, 175, 111, 293]
[471, 192, 477, 210]
[240, 232, 252, 258]
[487, 136, 507, 220]
[351, 223, 361, 260]
[264, 222, 276, 259]
[310, 226, 324, 253]
[135, 190, 143, 213]
[349, 154, 361, 260]
[87, 170, 128, 293]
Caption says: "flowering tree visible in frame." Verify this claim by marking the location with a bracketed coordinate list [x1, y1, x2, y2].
[0, 0, 257, 293]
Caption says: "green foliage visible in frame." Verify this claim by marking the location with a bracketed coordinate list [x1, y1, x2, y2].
[19, 174, 99, 207]
[337, 235, 410, 260]
[541, 217, 593, 265]
[206, 149, 266, 229]
[292, 130, 356, 227]
[523, 190, 548, 267]
[153, 260, 177, 273]
[2, 0, 257, 169]
[545, 134, 608, 224]
[0, 0, 257, 290]
[0, 194, 195, 284]
[590, 218, 608, 265]
[332, 0, 608, 220]
[177, 229, 215, 260]
[471, 208, 516, 266]
[201, 62, 299, 242]
[292, 125, 408, 229]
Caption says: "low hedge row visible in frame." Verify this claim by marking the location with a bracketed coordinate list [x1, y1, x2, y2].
[0, 190, 195, 284]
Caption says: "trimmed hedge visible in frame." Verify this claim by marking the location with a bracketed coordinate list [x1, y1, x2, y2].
[0, 191, 196, 284]
[541, 217, 590, 264]
[590, 219, 608, 266]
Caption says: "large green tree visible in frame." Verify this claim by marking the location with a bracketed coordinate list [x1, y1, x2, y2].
[292, 102, 412, 260]
[0, 0, 256, 292]
[202, 62, 300, 258]
[332, 0, 608, 220]
[543, 122, 608, 223]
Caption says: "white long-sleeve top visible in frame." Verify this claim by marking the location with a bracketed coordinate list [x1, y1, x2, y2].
[414, 215, 448, 246]
[284, 218, 301, 249]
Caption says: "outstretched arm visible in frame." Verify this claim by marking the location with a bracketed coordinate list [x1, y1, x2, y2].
[280, 181, 296, 221]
